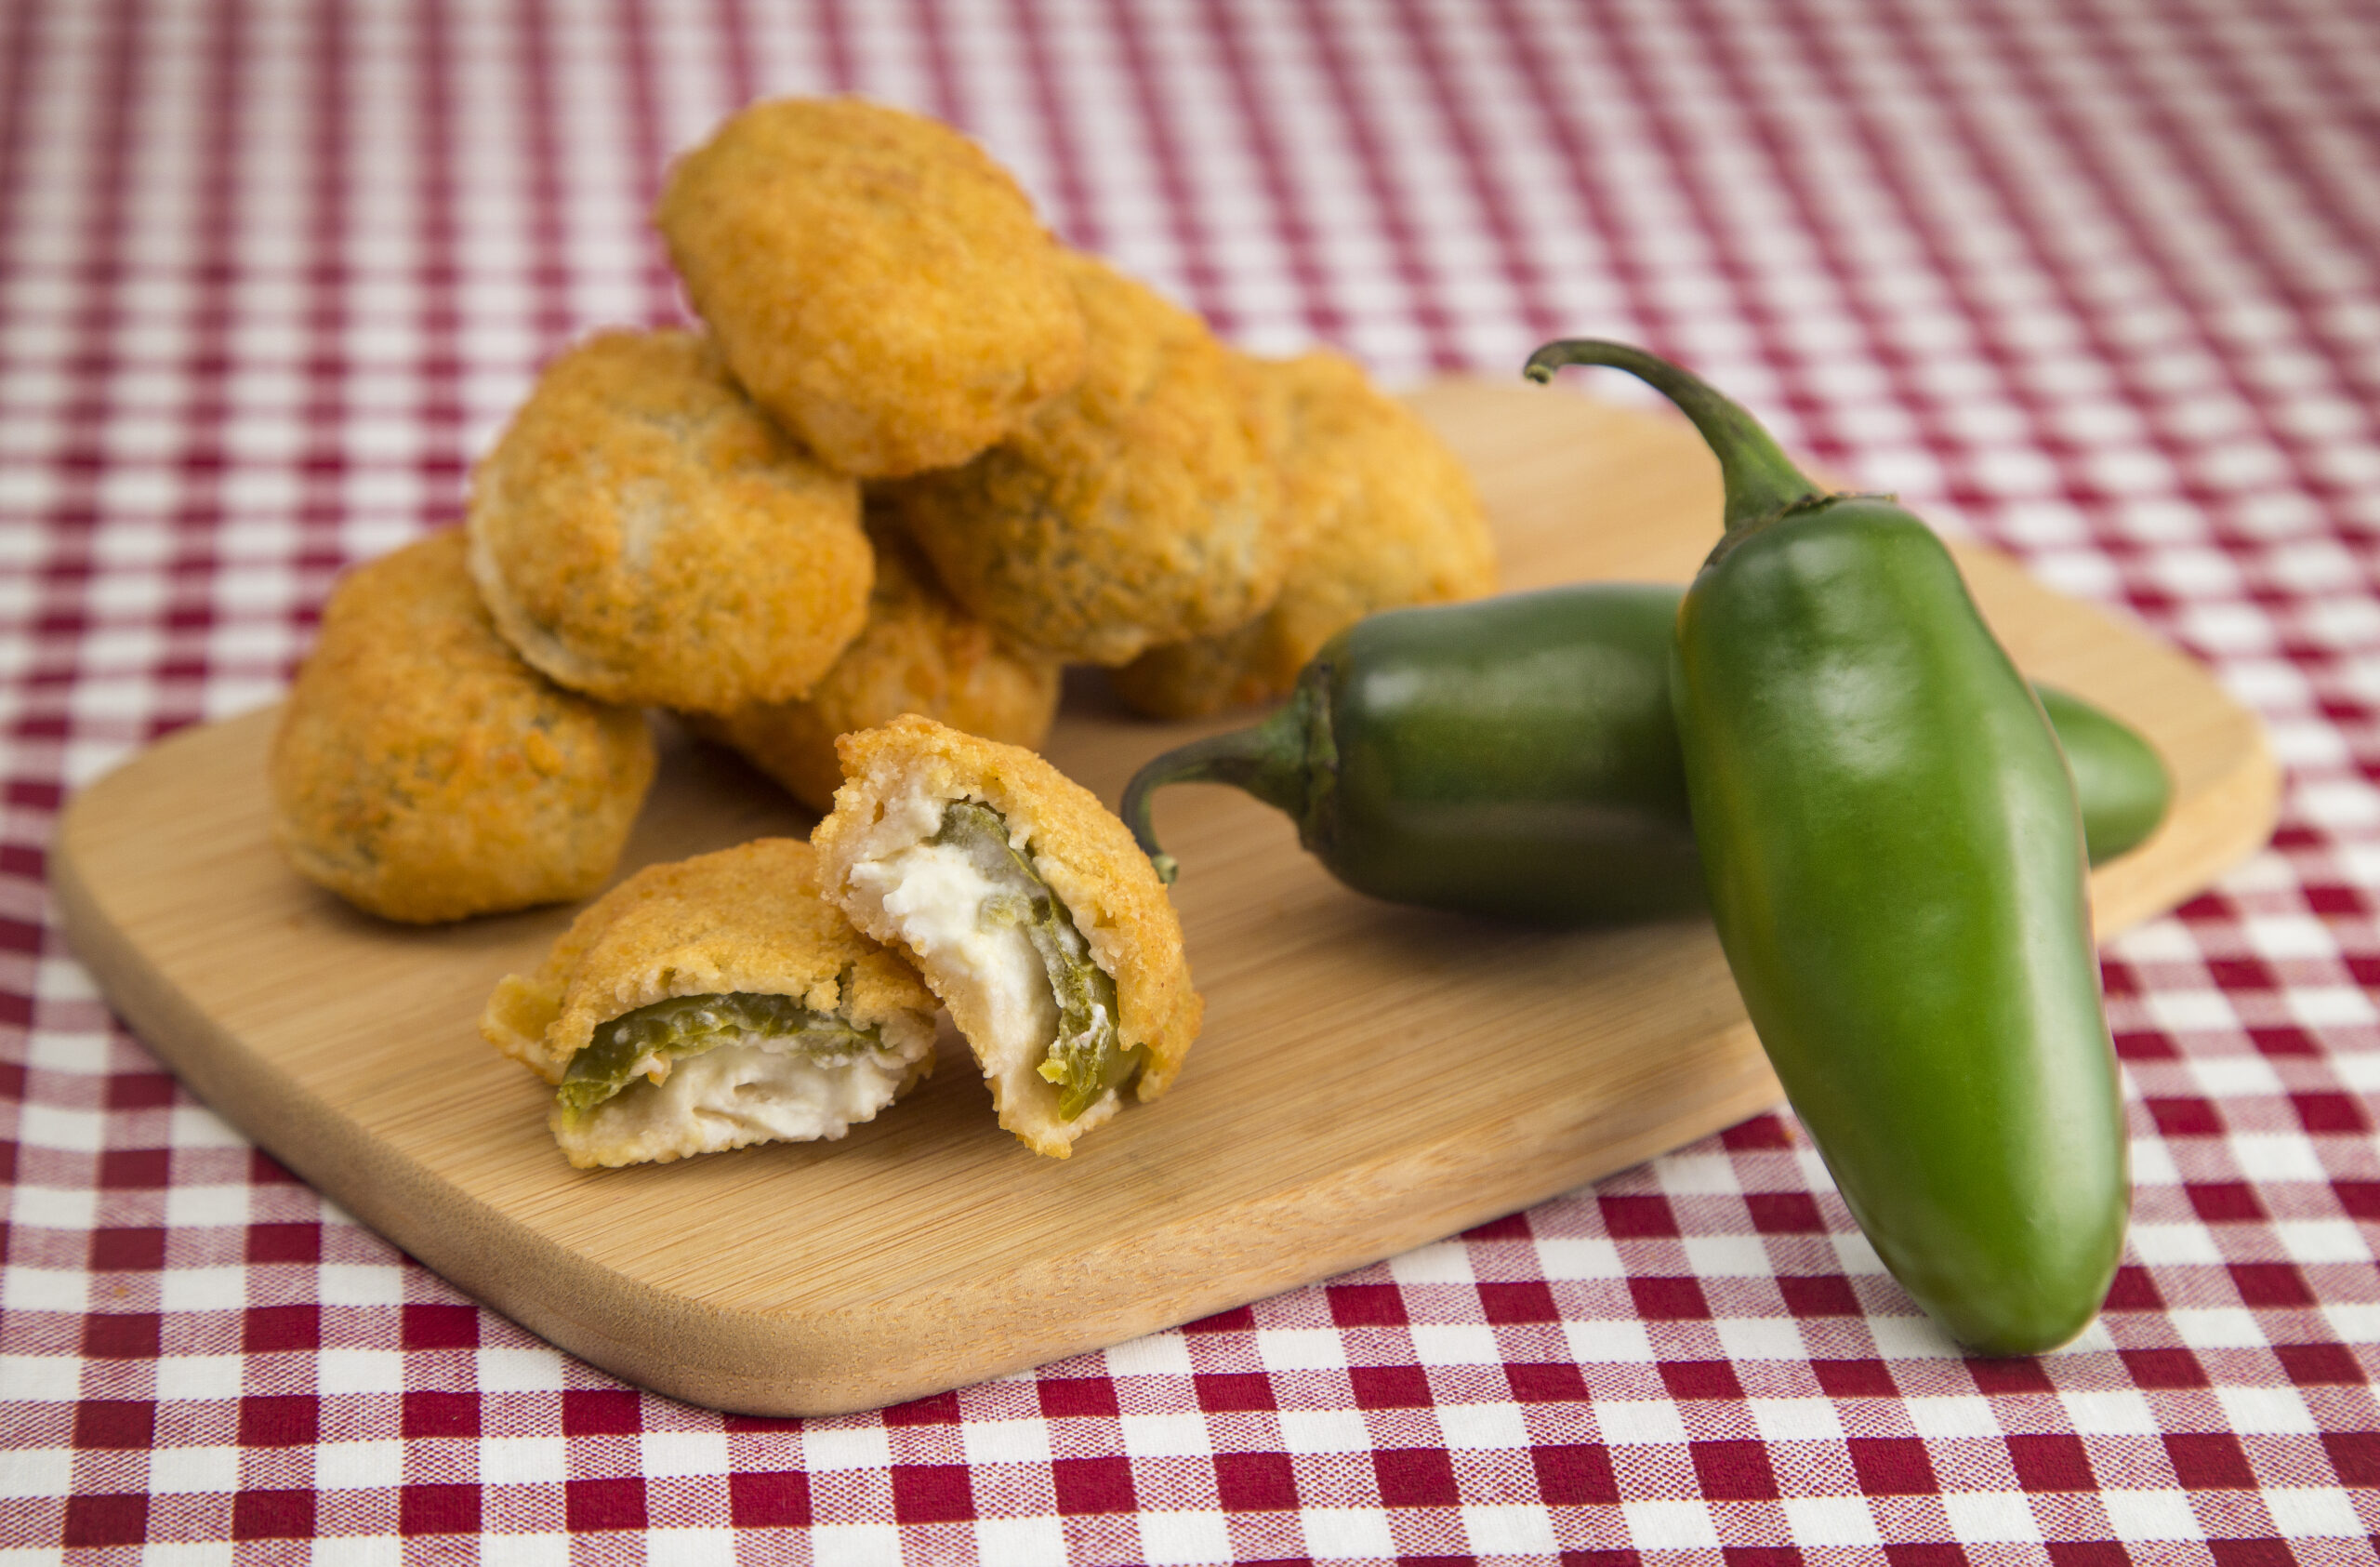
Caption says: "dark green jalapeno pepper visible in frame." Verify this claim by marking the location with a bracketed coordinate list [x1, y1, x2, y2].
[1526, 338, 2127, 1355]
[1124, 583, 1702, 922]
[1120, 586, 2166, 924]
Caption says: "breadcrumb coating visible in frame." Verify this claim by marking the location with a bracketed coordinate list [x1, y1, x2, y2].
[467, 328, 871, 713]
[481, 837, 936, 1085]
[813, 715, 1203, 1157]
[880, 254, 1290, 666]
[656, 96, 1086, 478]
[1113, 349, 1498, 719]
[269, 530, 656, 924]
[687, 525, 1061, 813]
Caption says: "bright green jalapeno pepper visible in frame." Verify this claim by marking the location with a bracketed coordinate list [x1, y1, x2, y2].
[1526, 339, 2127, 1355]
[1121, 587, 2166, 924]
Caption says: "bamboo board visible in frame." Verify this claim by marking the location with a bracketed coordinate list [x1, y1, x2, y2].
[52, 381, 2279, 1415]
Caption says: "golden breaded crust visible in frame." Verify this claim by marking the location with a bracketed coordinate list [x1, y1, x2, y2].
[880, 254, 1289, 666]
[1113, 350, 1498, 719]
[813, 715, 1204, 1140]
[467, 327, 871, 712]
[480, 836, 936, 1086]
[656, 97, 1086, 478]
[269, 530, 656, 924]
[687, 525, 1061, 813]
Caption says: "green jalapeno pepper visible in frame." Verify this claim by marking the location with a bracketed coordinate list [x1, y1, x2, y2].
[1120, 586, 2166, 924]
[2036, 685, 2169, 865]
[1526, 338, 2127, 1355]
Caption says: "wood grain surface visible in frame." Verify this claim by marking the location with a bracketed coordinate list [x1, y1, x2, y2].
[52, 381, 2279, 1415]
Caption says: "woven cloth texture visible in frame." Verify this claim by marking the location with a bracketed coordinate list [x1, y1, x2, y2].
[4, 0, 2379, 1561]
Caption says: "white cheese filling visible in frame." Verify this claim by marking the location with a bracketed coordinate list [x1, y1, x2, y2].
[847, 839, 1055, 1080]
[834, 780, 1126, 1146]
[550, 1022, 931, 1168]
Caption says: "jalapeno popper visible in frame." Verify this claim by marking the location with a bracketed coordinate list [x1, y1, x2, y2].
[813, 715, 1202, 1157]
[1114, 348, 1498, 720]
[467, 327, 871, 713]
[657, 96, 1087, 478]
[686, 525, 1062, 813]
[879, 254, 1289, 667]
[482, 838, 939, 1168]
[270, 529, 656, 923]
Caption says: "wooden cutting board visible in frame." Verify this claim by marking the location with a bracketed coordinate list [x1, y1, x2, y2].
[52, 381, 2278, 1415]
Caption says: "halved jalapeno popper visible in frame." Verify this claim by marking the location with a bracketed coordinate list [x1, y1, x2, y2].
[813, 715, 1202, 1157]
[482, 838, 938, 1169]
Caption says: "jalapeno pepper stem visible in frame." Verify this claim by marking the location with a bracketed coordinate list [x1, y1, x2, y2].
[1525, 339, 1824, 534]
[1122, 679, 1321, 884]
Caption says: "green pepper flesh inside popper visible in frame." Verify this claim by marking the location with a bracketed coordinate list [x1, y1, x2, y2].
[1525, 337, 2129, 1357]
[931, 802, 1140, 1120]
[556, 991, 885, 1116]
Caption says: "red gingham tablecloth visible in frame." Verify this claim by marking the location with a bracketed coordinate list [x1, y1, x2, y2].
[5, 1, 2378, 1561]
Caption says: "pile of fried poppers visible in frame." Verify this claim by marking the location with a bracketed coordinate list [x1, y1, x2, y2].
[267, 97, 1498, 1169]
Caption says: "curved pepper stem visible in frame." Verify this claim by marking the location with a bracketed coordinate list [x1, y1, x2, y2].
[1121, 679, 1320, 884]
[1525, 339, 1824, 534]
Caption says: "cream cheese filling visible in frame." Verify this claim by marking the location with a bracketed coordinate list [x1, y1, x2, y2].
[838, 780, 1129, 1142]
[849, 838, 1057, 1082]
[549, 1020, 932, 1168]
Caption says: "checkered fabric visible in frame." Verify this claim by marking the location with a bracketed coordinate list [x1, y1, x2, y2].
[3, 0, 2376, 1560]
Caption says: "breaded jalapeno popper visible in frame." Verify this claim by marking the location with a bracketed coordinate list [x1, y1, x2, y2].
[813, 715, 1202, 1157]
[879, 253, 1290, 667]
[685, 524, 1062, 813]
[657, 97, 1087, 479]
[270, 530, 656, 923]
[467, 328, 871, 714]
[482, 839, 938, 1168]
[1113, 349, 1498, 719]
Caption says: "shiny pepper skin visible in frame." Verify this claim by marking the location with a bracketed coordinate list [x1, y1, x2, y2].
[1528, 339, 2128, 1355]
[1120, 584, 2166, 927]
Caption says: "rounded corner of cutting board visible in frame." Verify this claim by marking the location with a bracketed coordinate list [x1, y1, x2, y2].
[46, 380, 2285, 1414]
[52, 703, 284, 916]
